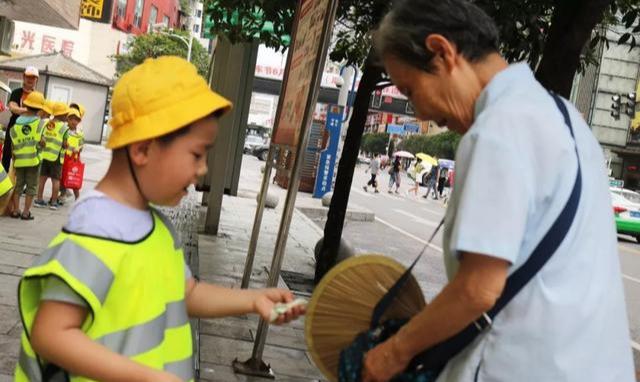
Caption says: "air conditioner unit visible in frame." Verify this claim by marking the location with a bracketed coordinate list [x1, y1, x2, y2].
[0, 16, 15, 56]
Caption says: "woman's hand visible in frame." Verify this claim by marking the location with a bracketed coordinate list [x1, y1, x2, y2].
[362, 336, 412, 382]
[252, 288, 306, 324]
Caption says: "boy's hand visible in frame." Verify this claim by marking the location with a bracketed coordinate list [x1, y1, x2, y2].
[147, 369, 183, 382]
[252, 288, 306, 325]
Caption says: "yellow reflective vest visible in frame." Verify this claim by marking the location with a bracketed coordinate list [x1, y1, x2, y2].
[15, 209, 193, 382]
[41, 120, 68, 164]
[0, 164, 13, 197]
[10, 118, 43, 168]
[65, 129, 84, 157]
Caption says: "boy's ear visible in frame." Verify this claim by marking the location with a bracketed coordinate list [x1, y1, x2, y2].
[128, 140, 152, 166]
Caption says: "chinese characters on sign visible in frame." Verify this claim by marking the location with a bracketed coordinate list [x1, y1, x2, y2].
[17, 29, 75, 57]
[313, 105, 343, 198]
[80, 0, 113, 23]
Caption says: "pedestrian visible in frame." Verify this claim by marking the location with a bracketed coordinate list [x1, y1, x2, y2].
[34, 102, 68, 210]
[363, 153, 381, 193]
[408, 157, 424, 196]
[2, 66, 39, 172]
[423, 163, 439, 199]
[9, 91, 49, 220]
[363, 0, 635, 381]
[437, 167, 448, 198]
[59, 102, 86, 202]
[387, 155, 401, 194]
[14, 56, 305, 382]
[60, 107, 84, 201]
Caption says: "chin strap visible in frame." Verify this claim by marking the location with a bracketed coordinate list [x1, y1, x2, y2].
[125, 147, 149, 204]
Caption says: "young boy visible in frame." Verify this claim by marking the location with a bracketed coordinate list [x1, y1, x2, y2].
[9, 91, 49, 220]
[34, 101, 68, 210]
[59, 107, 84, 201]
[15, 56, 304, 382]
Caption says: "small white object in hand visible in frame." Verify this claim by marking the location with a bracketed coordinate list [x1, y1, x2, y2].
[269, 298, 307, 323]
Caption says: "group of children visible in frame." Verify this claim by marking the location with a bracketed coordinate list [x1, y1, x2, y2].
[2, 93, 85, 220]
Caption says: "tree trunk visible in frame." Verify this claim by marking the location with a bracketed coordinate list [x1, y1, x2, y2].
[535, 0, 611, 97]
[314, 49, 383, 283]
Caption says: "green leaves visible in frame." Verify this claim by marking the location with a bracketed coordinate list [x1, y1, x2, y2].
[111, 29, 210, 78]
[361, 132, 389, 154]
[398, 131, 462, 160]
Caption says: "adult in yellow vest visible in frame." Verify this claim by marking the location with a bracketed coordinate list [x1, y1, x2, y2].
[9, 91, 49, 220]
[15, 56, 306, 382]
[34, 101, 68, 210]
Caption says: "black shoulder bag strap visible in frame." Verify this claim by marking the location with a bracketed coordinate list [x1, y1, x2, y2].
[370, 93, 582, 370]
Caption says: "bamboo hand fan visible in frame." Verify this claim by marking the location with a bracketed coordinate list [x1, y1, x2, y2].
[305, 254, 426, 382]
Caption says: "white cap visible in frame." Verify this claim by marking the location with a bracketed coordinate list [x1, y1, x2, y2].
[24, 66, 39, 77]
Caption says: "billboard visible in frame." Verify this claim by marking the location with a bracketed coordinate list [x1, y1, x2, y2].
[80, 0, 113, 23]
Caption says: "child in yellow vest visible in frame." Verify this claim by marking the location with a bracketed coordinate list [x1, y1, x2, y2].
[15, 56, 305, 382]
[34, 101, 68, 210]
[9, 91, 49, 220]
[0, 161, 14, 214]
[59, 107, 84, 202]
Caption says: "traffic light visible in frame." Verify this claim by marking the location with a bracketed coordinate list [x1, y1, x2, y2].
[626, 92, 637, 117]
[611, 94, 622, 120]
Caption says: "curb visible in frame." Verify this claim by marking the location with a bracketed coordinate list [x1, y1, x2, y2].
[296, 206, 375, 222]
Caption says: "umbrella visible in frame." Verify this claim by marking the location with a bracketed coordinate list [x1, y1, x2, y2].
[393, 150, 415, 159]
[416, 153, 438, 166]
[305, 255, 425, 382]
[438, 159, 455, 169]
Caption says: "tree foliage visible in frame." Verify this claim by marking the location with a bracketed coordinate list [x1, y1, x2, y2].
[111, 29, 210, 78]
[360, 132, 389, 154]
[398, 132, 462, 160]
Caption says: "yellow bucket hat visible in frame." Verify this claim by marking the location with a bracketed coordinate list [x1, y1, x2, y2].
[23, 91, 47, 111]
[52, 102, 69, 117]
[67, 108, 82, 120]
[107, 56, 232, 149]
[69, 102, 85, 118]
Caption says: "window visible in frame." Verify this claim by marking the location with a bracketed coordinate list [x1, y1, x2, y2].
[162, 15, 170, 27]
[148, 5, 158, 26]
[196, 9, 202, 18]
[117, 0, 127, 18]
[133, 0, 144, 28]
[193, 24, 199, 33]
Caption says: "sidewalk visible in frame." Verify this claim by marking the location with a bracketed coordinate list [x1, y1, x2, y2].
[0, 144, 327, 381]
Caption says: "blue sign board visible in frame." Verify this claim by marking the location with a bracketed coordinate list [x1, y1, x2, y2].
[404, 123, 420, 133]
[313, 105, 344, 198]
[386, 124, 404, 135]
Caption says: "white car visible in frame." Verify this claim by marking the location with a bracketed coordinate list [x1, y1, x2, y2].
[610, 187, 640, 242]
[244, 135, 265, 154]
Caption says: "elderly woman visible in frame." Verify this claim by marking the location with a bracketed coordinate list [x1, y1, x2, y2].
[363, 0, 635, 381]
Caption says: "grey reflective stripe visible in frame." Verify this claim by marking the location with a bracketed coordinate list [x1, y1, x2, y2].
[44, 147, 62, 156]
[44, 136, 62, 145]
[154, 210, 183, 249]
[0, 169, 7, 182]
[14, 152, 38, 160]
[96, 300, 188, 356]
[165, 356, 194, 381]
[35, 240, 114, 304]
[19, 348, 42, 382]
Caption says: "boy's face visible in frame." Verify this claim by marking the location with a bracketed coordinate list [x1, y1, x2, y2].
[67, 116, 80, 129]
[138, 116, 218, 206]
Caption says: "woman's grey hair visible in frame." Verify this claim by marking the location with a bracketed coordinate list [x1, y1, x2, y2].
[374, 0, 500, 71]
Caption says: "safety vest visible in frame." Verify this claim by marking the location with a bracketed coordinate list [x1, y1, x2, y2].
[0, 164, 13, 197]
[41, 120, 68, 164]
[10, 118, 42, 168]
[15, 209, 193, 382]
[66, 129, 84, 156]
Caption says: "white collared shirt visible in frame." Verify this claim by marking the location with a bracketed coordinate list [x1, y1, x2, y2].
[438, 63, 635, 381]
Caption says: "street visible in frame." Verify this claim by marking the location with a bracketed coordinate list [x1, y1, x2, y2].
[240, 153, 640, 371]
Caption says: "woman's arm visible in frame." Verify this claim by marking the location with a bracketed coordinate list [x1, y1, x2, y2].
[31, 301, 181, 382]
[363, 252, 509, 382]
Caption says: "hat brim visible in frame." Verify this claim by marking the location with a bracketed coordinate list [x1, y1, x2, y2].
[107, 90, 232, 149]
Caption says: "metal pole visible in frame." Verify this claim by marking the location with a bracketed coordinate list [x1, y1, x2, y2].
[240, 146, 275, 288]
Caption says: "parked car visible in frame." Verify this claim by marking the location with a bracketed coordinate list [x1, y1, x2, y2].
[611, 187, 640, 242]
[244, 135, 266, 154]
[252, 142, 270, 161]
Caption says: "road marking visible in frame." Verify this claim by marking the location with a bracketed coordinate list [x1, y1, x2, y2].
[375, 216, 443, 253]
[632, 340, 640, 351]
[622, 274, 640, 285]
[393, 209, 439, 228]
